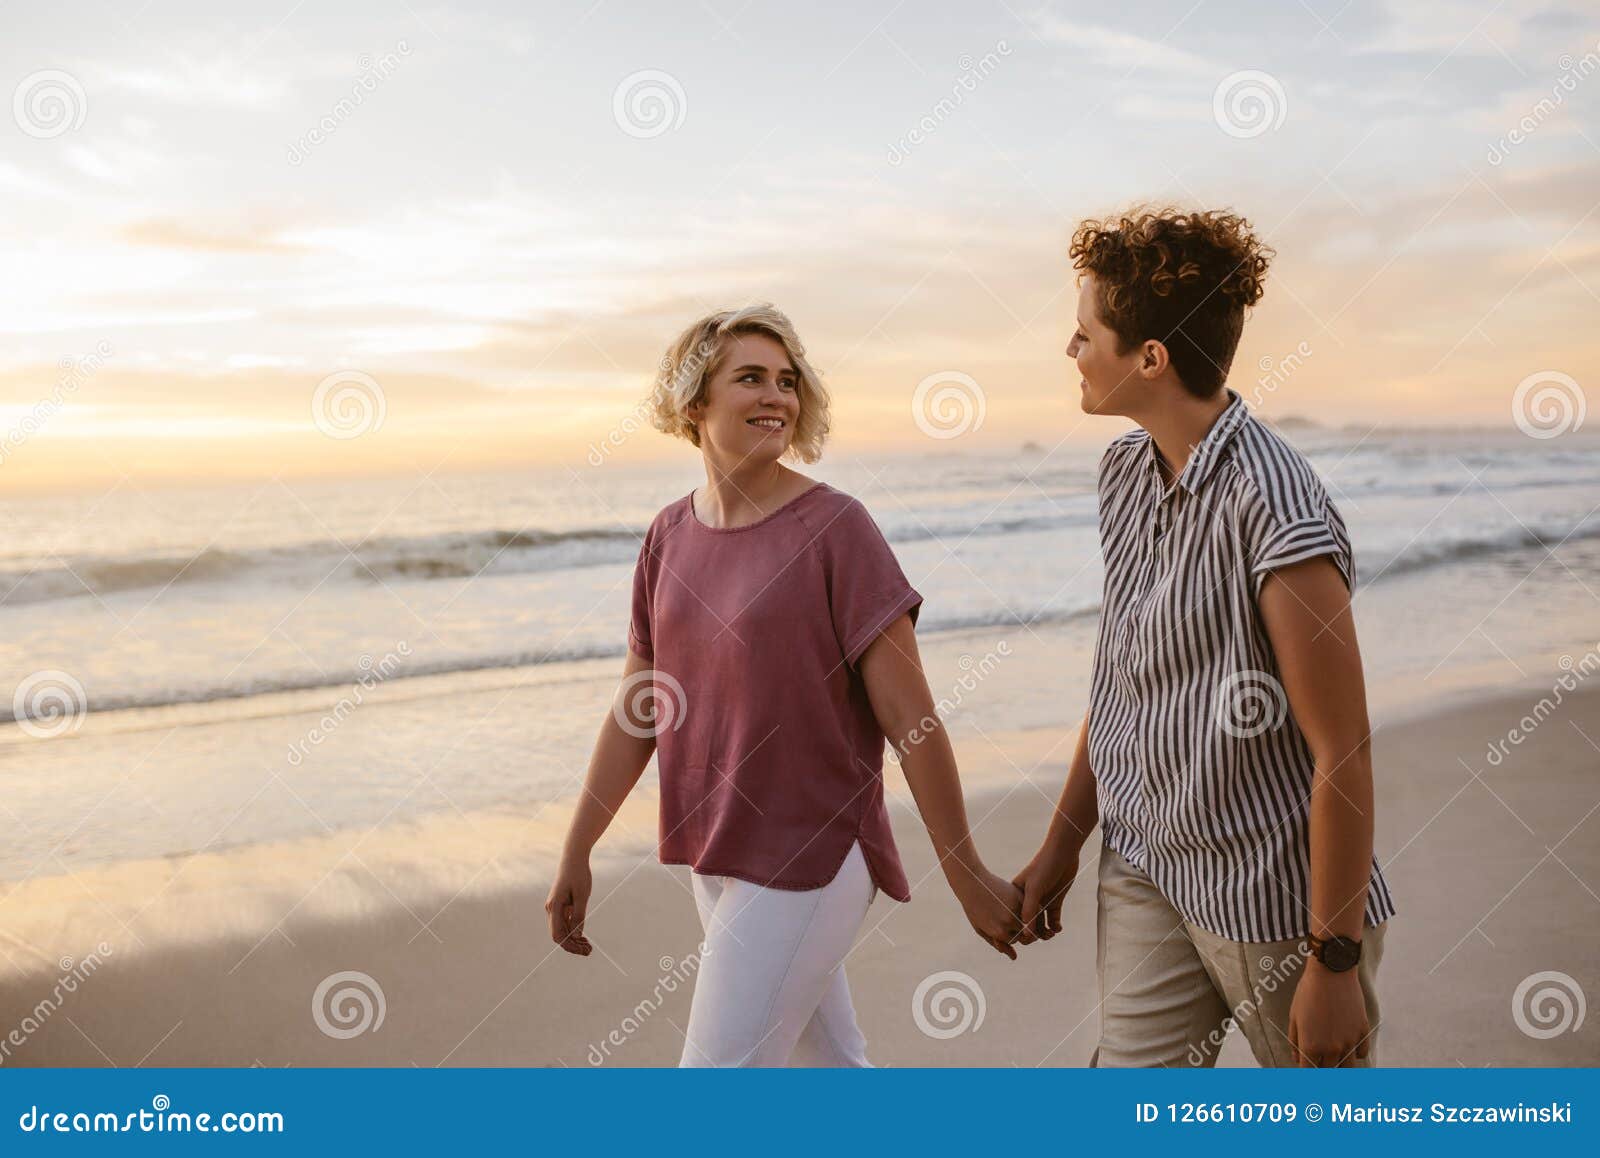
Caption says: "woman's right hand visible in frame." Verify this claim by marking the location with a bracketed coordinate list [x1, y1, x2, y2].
[544, 855, 594, 956]
[954, 865, 1025, 960]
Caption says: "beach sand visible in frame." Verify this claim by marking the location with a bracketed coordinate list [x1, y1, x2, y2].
[2, 684, 1596, 1068]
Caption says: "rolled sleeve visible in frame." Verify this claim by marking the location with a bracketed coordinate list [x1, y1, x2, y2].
[841, 585, 924, 668]
[1250, 510, 1353, 597]
[627, 531, 655, 662]
[817, 499, 924, 670]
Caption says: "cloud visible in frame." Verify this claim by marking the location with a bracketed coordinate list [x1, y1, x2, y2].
[119, 218, 310, 254]
[91, 51, 290, 110]
[1024, 10, 1220, 77]
[0, 162, 71, 201]
[1353, 0, 1537, 55]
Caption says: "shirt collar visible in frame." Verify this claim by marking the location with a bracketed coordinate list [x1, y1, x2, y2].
[1145, 388, 1250, 497]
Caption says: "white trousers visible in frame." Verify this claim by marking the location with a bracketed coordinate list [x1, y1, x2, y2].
[679, 839, 877, 1067]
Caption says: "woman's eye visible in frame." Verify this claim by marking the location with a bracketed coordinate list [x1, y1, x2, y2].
[1073, 331, 1087, 343]
[779, 379, 797, 391]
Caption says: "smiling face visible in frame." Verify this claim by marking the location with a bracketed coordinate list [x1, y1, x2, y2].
[687, 331, 801, 466]
[1066, 275, 1156, 417]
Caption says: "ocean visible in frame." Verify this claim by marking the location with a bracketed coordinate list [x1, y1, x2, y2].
[3, 421, 1597, 885]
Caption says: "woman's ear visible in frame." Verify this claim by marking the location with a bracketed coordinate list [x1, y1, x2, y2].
[683, 394, 704, 444]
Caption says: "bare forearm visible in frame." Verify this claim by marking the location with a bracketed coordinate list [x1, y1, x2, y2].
[1042, 712, 1099, 856]
[1258, 561, 1377, 944]
[895, 723, 986, 882]
[561, 717, 655, 861]
[859, 615, 990, 885]
[1307, 740, 1376, 941]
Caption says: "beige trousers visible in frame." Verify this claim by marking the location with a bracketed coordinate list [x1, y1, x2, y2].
[1090, 842, 1386, 1068]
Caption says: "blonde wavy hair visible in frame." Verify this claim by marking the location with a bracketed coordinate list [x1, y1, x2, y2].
[647, 304, 831, 463]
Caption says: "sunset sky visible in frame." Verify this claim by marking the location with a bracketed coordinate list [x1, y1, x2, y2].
[2, 0, 1596, 492]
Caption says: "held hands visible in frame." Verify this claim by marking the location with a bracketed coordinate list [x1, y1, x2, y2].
[544, 854, 594, 956]
[1011, 840, 1082, 946]
[949, 837, 1083, 956]
[949, 836, 1086, 958]
[951, 864, 1026, 960]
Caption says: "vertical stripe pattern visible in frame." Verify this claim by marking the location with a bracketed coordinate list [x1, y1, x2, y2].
[1087, 389, 1397, 943]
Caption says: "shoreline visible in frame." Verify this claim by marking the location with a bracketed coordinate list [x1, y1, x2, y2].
[2, 681, 1596, 1066]
[7, 593, 1593, 746]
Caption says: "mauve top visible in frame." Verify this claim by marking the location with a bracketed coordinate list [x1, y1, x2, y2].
[627, 481, 919, 902]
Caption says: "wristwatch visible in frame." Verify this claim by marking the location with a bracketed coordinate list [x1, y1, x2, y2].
[1306, 933, 1362, 972]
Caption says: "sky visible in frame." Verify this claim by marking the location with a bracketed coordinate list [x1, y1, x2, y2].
[1, 0, 1597, 492]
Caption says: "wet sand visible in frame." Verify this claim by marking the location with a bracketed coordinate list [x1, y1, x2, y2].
[1, 685, 1596, 1068]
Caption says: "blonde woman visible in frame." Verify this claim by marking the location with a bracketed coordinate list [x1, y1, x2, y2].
[545, 304, 1022, 1067]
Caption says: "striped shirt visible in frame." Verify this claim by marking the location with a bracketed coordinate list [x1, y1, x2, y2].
[1087, 388, 1397, 943]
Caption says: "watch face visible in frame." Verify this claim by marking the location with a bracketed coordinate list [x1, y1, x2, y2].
[1322, 937, 1361, 972]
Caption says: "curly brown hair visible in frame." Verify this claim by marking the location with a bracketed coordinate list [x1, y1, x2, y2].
[1069, 206, 1274, 398]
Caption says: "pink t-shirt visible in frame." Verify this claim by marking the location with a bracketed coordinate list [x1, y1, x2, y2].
[627, 481, 919, 902]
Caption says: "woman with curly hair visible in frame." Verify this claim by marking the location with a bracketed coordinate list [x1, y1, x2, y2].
[1011, 207, 1397, 1068]
[545, 304, 1023, 1067]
